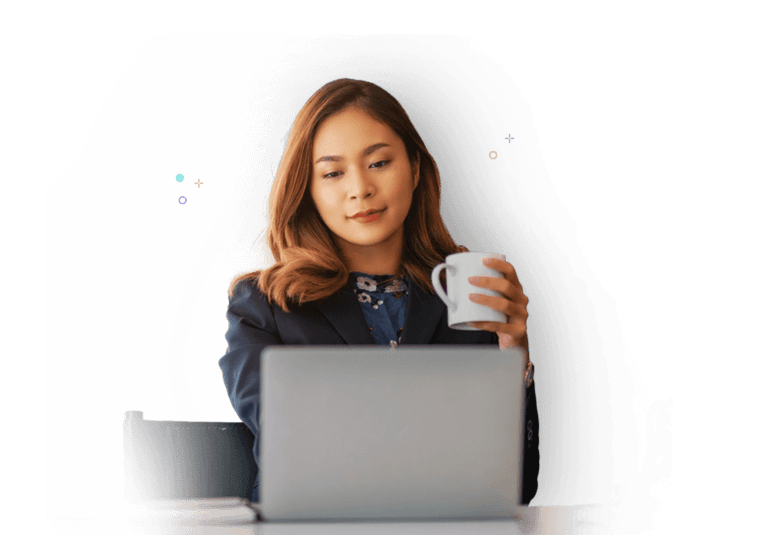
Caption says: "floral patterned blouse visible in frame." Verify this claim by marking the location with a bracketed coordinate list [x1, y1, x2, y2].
[348, 272, 410, 348]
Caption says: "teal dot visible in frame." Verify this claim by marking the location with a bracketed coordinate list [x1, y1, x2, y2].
[176, 174, 184, 182]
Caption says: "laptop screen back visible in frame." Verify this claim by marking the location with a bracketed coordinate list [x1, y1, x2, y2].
[259, 345, 526, 521]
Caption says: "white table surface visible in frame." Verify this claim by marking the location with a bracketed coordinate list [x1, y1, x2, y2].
[48, 500, 613, 535]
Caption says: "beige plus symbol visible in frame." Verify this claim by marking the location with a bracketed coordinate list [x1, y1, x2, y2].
[194, 179, 203, 188]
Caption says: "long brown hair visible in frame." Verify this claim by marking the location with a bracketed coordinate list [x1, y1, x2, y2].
[228, 78, 470, 312]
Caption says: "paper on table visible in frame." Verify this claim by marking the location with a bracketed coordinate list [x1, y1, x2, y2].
[137, 498, 257, 524]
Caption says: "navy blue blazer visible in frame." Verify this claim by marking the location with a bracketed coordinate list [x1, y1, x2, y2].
[219, 275, 540, 504]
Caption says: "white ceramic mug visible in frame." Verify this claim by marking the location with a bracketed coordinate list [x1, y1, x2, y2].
[431, 252, 509, 331]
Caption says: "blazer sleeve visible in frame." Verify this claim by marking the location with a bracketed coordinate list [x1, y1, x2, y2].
[219, 278, 281, 501]
[521, 379, 540, 504]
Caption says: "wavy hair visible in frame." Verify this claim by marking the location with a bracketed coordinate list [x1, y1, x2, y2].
[228, 78, 470, 313]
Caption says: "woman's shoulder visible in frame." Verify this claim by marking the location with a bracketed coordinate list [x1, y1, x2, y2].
[229, 274, 308, 315]
[229, 275, 268, 304]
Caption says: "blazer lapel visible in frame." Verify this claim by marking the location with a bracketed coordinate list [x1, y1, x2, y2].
[316, 285, 376, 345]
[400, 275, 446, 345]
[316, 275, 446, 346]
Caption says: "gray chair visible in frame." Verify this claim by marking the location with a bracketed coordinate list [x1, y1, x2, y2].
[123, 411, 257, 502]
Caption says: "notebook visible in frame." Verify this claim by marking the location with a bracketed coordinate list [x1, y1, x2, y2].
[258, 345, 527, 522]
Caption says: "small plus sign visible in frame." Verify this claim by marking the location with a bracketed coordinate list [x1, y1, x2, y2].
[194, 179, 203, 188]
[505, 135, 514, 143]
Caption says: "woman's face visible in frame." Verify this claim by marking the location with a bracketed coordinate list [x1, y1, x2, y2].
[310, 106, 419, 260]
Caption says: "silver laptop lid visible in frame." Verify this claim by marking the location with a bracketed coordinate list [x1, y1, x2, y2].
[259, 346, 526, 521]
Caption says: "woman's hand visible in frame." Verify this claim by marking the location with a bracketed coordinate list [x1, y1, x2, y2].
[467, 257, 530, 360]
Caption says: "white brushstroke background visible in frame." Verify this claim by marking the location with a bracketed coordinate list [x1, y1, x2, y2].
[46, 35, 616, 532]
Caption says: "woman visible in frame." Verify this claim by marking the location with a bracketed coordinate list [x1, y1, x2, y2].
[219, 78, 539, 504]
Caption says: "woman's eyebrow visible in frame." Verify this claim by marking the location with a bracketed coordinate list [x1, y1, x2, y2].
[315, 142, 390, 165]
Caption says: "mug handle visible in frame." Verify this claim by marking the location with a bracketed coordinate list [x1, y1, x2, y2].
[431, 263, 456, 313]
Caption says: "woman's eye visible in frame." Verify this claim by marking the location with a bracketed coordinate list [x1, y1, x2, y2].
[323, 160, 389, 179]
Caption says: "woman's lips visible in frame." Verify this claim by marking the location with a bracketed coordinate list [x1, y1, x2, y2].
[351, 208, 383, 218]
[352, 208, 386, 223]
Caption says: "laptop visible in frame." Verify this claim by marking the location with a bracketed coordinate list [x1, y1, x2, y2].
[258, 345, 527, 522]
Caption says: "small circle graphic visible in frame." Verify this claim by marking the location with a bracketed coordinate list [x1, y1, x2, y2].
[176, 174, 184, 182]
[489, 151, 497, 159]
[179, 196, 187, 205]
